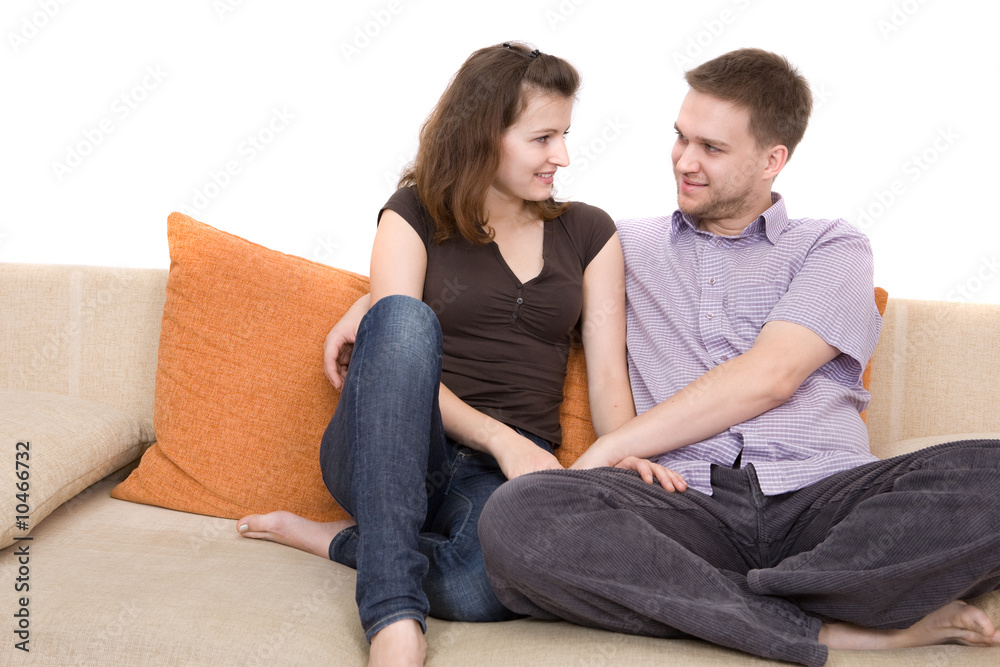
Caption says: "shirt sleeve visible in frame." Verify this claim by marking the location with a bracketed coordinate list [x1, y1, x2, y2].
[764, 222, 882, 383]
[569, 202, 617, 267]
[378, 186, 434, 248]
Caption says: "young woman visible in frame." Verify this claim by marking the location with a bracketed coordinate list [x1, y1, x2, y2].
[237, 42, 643, 666]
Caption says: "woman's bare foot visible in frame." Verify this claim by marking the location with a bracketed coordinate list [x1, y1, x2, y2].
[369, 619, 426, 667]
[236, 511, 356, 559]
[819, 600, 1000, 651]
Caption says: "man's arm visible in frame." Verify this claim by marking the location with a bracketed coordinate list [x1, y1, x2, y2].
[572, 319, 840, 468]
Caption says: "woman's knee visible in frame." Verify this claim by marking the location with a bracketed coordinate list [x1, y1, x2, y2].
[348, 294, 443, 387]
[364, 295, 441, 344]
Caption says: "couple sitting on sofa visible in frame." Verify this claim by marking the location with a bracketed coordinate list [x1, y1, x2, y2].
[235, 43, 1000, 667]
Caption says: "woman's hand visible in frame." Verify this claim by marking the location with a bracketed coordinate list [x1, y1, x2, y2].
[324, 294, 371, 390]
[494, 435, 564, 480]
[323, 322, 355, 390]
[571, 437, 687, 492]
[613, 456, 687, 492]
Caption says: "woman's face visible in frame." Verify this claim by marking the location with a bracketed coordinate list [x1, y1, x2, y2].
[490, 93, 573, 204]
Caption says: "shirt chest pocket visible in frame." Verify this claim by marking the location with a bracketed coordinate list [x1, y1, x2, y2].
[725, 282, 788, 344]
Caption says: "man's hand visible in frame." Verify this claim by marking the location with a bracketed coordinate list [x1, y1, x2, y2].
[494, 436, 564, 480]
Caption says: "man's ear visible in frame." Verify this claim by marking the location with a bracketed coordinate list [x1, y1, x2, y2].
[762, 144, 788, 181]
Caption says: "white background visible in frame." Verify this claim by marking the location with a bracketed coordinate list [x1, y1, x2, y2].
[3, 0, 999, 304]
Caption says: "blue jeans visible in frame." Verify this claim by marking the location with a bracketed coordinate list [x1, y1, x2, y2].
[319, 295, 553, 641]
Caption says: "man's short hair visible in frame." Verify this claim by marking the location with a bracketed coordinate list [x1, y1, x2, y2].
[685, 48, 812, 158]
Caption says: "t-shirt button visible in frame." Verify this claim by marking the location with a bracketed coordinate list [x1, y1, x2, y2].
[706, 313, 714, 319]
[512, 312, 519, 319]
[516, 297, 524, 304]
[715, 239, 723, 247]
[708, 278, 716, 285]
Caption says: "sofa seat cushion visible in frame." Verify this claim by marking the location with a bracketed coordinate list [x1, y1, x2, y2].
[0, 389, 154, 548]
[5, 477, 998, 665]
[6, 478, 369, 664]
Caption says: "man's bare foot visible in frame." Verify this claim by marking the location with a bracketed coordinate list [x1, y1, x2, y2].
[369, 619, 426, 667]
[819, 600, 1000, 651]
[236, 511, 356, 559]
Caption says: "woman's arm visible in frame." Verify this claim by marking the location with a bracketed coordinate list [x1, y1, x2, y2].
[573, 232, 687, 492]
[579, 232, 635, 436]
[369, 209, 427, 303]
[368, 209, 561, 479]
[322, 208, 426, 390]
[438, 385, 562, 479]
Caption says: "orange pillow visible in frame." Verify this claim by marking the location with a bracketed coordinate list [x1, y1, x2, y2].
[861, 287, 891, 415]
[556, 286, 890, 465]
[111, 213, 368, 522]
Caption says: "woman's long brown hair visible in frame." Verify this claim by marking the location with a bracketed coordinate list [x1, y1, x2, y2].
[399, 42, 580, 244]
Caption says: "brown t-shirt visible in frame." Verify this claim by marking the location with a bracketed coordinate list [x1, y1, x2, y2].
[379, 186, 616, 444]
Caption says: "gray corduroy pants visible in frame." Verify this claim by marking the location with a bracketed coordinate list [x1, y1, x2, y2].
[479, 440, 1000, 667]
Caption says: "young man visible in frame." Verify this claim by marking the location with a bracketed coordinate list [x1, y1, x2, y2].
[478, 48, 1000, 667]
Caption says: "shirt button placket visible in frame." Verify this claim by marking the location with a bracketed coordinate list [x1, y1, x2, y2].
[700, 235, 727, 358]
[511, 287, 524, 324]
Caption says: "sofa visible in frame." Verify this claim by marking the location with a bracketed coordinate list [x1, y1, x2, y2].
[3, 217, 1000, 665]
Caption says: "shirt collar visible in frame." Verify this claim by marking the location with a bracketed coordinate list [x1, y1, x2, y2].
[672, 193, 789, 245]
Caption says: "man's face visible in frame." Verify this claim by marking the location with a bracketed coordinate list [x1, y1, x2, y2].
[671, 89, 775, 234]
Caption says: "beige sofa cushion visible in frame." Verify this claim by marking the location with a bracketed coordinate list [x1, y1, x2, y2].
[0, 389, 154, 548]
[7, 477, 998, 665]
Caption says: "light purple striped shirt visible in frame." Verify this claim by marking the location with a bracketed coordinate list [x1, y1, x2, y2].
[619, 193, 882, 496]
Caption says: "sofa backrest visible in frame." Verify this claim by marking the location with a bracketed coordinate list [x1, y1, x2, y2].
[866, 297, 1000, 457]
[0, 263, 167, 430]
[3, 262, 999, 457]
